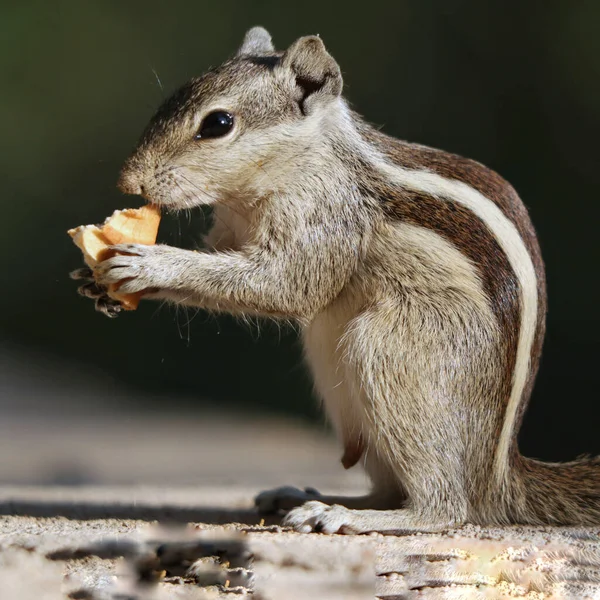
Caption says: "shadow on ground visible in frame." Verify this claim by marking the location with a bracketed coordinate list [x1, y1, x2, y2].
[0, 498, 281, 526]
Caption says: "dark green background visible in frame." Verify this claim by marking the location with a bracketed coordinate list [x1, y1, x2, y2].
[1, 1, 598, 460]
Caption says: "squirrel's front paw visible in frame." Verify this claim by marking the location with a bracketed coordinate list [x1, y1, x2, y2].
[94, 244, 176, 294]
[70, 267, 122, 318]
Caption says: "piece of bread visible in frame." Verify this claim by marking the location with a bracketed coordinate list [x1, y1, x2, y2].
[68, 204, 161, 310]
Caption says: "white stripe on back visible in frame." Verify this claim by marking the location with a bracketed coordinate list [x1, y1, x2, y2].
[370, 159, 538, 482]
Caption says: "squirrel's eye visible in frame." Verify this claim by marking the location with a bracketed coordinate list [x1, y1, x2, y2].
[195, 111, 234, 139]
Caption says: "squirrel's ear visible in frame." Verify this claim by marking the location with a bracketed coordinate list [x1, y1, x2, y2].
[237, 26, 275, 56]
[280, 36, 342, 114]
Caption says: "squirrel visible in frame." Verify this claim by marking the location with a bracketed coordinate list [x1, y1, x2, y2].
[73, 27, 599, 533]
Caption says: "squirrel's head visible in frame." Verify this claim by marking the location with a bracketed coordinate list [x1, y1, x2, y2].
[118, 27, 344, 209]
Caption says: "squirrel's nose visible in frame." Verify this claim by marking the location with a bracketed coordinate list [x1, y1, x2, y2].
[117, 170, 144, 196]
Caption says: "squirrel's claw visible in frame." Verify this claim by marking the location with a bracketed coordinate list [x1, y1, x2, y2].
[71, 266, 123, 318]
[77, 281, 106, 299]
[70, 267, 94, 281]
[94, 296, 122, 318]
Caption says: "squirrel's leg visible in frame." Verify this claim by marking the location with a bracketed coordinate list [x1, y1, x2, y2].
[94, 243, 345, 318]
[279, 440, 462, 532]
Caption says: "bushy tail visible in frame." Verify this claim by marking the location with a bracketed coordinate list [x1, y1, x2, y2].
[509, 455, 600, 526]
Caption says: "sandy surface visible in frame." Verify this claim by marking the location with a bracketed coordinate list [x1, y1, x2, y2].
[1, 414, 599, 599]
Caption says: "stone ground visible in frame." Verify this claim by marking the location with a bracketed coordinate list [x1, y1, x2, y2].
[1, 413, 599, 599]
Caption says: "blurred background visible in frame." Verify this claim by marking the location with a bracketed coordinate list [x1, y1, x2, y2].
[0, 0, 598, 486]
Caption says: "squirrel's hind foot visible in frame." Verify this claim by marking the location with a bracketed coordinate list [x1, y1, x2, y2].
[283, 502, 456, 535]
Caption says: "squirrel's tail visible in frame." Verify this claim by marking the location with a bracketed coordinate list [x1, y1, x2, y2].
[509, 454, 600, 526]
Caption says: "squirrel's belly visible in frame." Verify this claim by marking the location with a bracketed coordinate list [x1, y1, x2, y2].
[302, 287, 370, 465]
